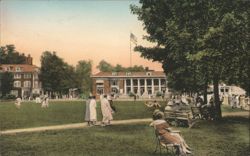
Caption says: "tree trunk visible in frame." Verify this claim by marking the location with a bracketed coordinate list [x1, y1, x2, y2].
[203, 78, 208, 104]
[213, 76, 222, 120]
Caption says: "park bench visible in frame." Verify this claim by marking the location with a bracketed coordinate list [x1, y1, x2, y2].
[191, 107, 202, 119]
[164, 110, 192, 127]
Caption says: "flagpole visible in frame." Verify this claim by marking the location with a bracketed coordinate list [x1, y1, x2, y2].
[130, 36, 132, 68]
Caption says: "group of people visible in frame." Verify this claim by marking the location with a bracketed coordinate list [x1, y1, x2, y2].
[14, 95, 49, 109]
[84, 94, 114, 127]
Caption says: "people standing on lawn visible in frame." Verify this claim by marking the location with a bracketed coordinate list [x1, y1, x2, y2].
[85, 96, 91, 126]
[15, 97, 22, 109]
[108, 94, 116, 113]
[41, 95, 49, 108]
[150, 110, 192, 156]
[89, 96, 97, 125]
[101, 95, 113, 126]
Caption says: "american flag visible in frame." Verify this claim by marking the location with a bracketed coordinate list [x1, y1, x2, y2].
[130, 33, 137, 45]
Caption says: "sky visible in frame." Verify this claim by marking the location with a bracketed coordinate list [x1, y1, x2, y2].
[0, 0, 162, 73]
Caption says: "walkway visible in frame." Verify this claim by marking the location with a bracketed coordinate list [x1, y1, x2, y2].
[1, 111, 248, 136]
[0, 118, 152, 135]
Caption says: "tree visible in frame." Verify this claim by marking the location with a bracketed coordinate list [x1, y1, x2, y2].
[0, 45, 27, 64]
[131, 0, 250, 120]
[97, 60, 113, 72]
[97, 60, 147, 72]
[40, 51, 77, 96]
[0, 72, 14, 97]
[75, 60, 92, 95]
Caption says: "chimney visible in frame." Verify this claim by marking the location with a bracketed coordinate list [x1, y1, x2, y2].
[26, 54, 33, 65]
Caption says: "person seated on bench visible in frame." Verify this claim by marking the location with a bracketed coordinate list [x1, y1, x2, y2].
[150, 111, 192, 155]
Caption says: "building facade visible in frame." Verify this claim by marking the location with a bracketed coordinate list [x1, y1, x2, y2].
[0, 64, 42, 98]
[91, 71, 168, 97]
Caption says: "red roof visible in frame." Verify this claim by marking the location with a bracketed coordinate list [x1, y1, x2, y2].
[0, 64, 39, 73]
[92, 71, 166, 78]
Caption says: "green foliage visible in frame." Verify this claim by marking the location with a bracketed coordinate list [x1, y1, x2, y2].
[0, 45, 27, 64]
[40, 51, 77, 94]
[0, 72, 14, 97]
[97, 60, 147, 72]
[75, 60, 92, 94]
[131, 0, 250, 119]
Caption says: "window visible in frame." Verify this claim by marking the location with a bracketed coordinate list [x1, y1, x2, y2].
[14, 74, 21, 79]
[146, 79, 152, 86]
[161, 79, 166, 85]
[97, 87, 104, 95]
[126, 79, 131, 86]
[34, 81, 39, 88]
[146, 72, 152, 76]
[14, 81, 21, 87]
[140, 79, 144, 86]
[154, 79, 159, 85]
[133, 79, 138, 86]
[34, 74, 38, 79]
[24, 74, 32, 79]
[24, 81, 31, 87]
[110, 80, 118, 86]
[16, 67, 21, 72]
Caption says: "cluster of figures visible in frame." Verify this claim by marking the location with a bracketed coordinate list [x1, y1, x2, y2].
[14, 95, 49, 109]
[85, 95, 115, 127]
[150, 110, 192, 156]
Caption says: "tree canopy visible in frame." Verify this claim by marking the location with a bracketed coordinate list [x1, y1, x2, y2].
[39, 51, 92, 96]
[131, 0, 250, 119]
[97, 59, 148, 72]
[0, 45, 27, 64]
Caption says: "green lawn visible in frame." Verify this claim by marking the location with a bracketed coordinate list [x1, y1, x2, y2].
[0, 101, 153, 130]
[0, 100, 248, 130]
[1, 117, 249, 156]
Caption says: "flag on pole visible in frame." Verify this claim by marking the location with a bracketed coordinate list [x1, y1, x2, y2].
[130, 33, 137, 45]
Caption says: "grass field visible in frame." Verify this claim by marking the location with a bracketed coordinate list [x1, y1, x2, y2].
[0, 100, 249, 156]
[0, 100, 247, 130]
[0, 100, 155, 130]
[1, 117, 249, 156]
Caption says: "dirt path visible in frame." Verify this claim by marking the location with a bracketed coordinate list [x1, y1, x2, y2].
[1, 111, 248, 136]
[222, 111, 249, 117]
[0, 118, 152, 135]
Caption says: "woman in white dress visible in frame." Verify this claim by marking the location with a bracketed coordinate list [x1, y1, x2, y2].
[15, 97, 22, 109]
[85, 96, 91, 125]
[101, 95, 113, 126]
[89, 96, 97, 125]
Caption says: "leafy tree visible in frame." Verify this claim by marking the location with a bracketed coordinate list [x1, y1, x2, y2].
[0, 45, 27, 64]
[97, 60, 147, 72]
[40, 51, 77, 96]
[97, 60, 113, 72]
[131, 0, 250, 119]
[75, 60, 92, 95]
[0, 72, 14, 97]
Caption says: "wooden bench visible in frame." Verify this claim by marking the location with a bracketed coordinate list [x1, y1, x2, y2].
[164, 110, 191, 127]
[191, 107, 202, 119]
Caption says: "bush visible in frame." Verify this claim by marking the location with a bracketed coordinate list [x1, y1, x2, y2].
[1, 94, 16, 100]
[156, 91, 163, 97]
[128, 92, 135, 97]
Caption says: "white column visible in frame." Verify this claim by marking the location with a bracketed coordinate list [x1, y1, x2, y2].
[124, 79, 127, 95]
[130, 78, 133, 93]
[144, 79, 147, 94]
[159, 79, 161, 92]
[152, 79, 154, 94]
[137, 79, 140, 95]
